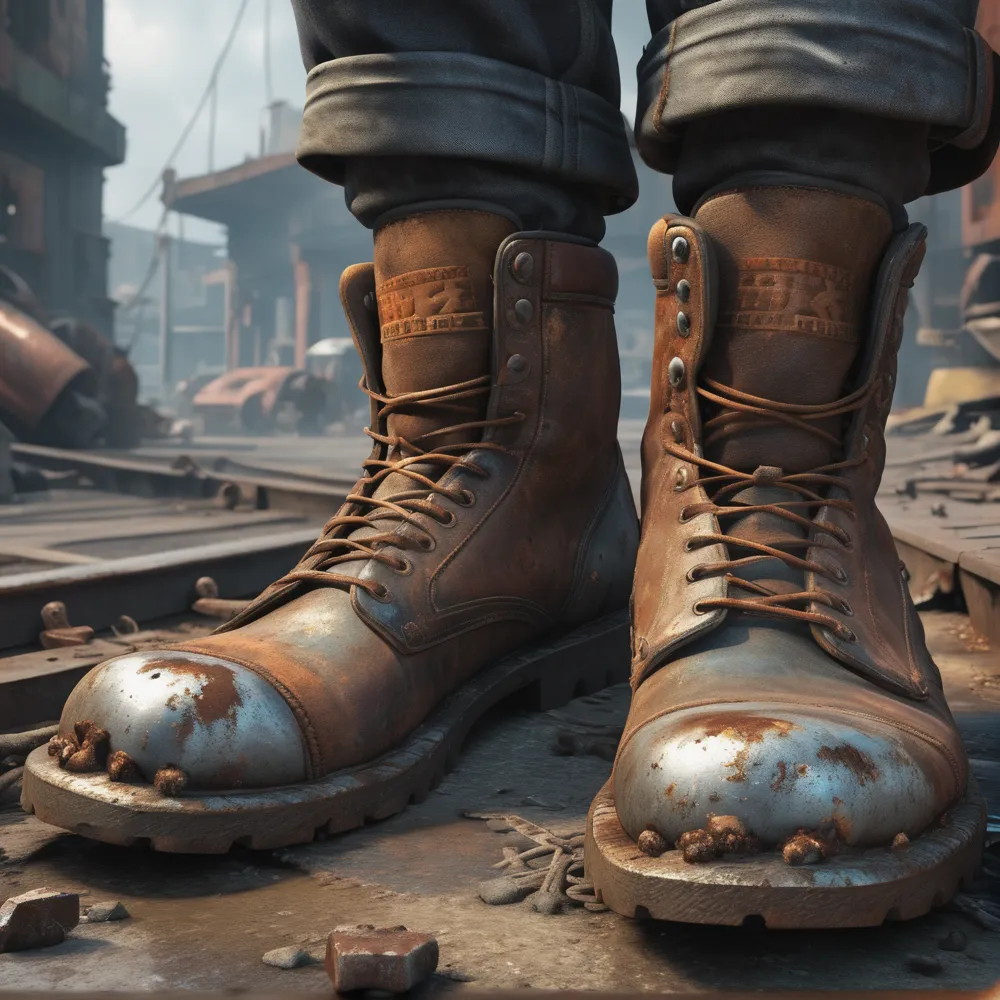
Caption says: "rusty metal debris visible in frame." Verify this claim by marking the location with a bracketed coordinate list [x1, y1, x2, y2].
[191, 576, 251, 622]
[325, 925, 439, 994]
[39, 601, 94, 649]
[467, 811, 607, 913]
[0, 888, 80, 952]
[782, 833, 827, 866]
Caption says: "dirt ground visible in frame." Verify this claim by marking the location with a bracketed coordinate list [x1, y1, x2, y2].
[0, 611, 998, 993]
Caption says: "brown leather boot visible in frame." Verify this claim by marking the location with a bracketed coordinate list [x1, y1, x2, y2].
[587, 185, 984, 928]
[23, 221, 639, 852]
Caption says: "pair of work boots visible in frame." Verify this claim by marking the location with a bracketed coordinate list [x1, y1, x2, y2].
[22, 184, 984, 929]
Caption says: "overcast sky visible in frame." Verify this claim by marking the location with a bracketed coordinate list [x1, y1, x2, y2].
[103, 0, 650, 242]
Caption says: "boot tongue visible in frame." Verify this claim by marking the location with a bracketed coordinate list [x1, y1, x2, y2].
[374, 211, 516, 473]
[691, 187, 892, 596]
[693, 186, 893, 475]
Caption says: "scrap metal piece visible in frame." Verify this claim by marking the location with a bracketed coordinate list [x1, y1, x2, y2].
[325, 926, 438, 994]
[0, 300, 90, 431]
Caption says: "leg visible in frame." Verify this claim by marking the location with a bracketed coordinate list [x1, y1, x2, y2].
[589, 0, 999, 926]
[22, 2, 641, 851]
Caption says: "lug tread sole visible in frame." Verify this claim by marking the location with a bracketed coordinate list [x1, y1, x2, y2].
[585, 777, 986, 929]
[22, 611, 629, 854]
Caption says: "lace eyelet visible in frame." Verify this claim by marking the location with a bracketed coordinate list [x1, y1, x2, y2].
[453, 489, 475, 507]
[370, 583, 392, 603]
[833, 567, 849, 585]
[417, 535, 435, 552]
[674, 467, 689, 491]
[678, 506, 692, 524]
[835, 625, 857, 643]
[683, 538, 699, 553]
[692, 601, 708, 616]
[837, 599, 854, 616]
[392, 557, 413, 576]
[438, 510, 458, 527]
[685, 567, 703, 583]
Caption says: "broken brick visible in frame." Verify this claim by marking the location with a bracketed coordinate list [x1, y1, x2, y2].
[0, 888, 80, 952]
[325, 925, 438, 993]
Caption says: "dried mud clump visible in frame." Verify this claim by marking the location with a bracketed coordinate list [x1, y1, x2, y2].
[890, 832, 909, 853]
[677, 815, 760, 864]
[782, 821, 843, 866]
[47, 735, 78, 765]
[48, 722, 110, 773]
[637, 827, 669, 858]
[154, 766, 188, 797]
[782, 833, 826, 866]
[107, 751, 143, 784]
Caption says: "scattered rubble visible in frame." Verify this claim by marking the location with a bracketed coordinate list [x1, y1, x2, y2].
[154, 766, 189, 797]
[939, 929, 968, 952]
[0, 888, 80, 952]
[81, 901, 130, 924]
[637, 827, 669, 857]
[107, 750, 143, 784]
[906, 954, 944, 977]
[262, 946, 317, 970]
[677, 815, 761, 864]
[325, 925, 438, 994]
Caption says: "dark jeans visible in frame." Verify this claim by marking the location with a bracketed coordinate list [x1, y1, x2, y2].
[291, 0, 998, 239]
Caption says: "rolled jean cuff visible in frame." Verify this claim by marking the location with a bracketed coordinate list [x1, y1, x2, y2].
[635, 0, 998, 196]
[296, 51, 639, 214]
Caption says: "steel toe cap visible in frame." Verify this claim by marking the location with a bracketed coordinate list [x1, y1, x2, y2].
[614, 701, 950, 849]
[59, 650, 309, 790]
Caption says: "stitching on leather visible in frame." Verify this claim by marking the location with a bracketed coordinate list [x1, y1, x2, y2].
[652, 21, 677, 135]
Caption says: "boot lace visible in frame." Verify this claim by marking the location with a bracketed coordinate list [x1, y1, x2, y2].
[666, 377, 874, 640]
[273, 376, 524, 600]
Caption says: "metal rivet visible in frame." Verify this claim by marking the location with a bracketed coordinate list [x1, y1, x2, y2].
[670, 419, 684, 443]
[676, 312, 690, 337]
[363, 292, 375, 312]
[676, 279, 691, 303]
[512, 252, 534, 282]
[668, 356, 686, 387]
[507, 354, 528, 374]
[514, 298, 533, 324]
[671, 236, 690, 263]
[674, 467, 689, 490]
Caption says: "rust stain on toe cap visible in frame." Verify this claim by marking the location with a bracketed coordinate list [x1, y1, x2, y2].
[698, 715, 800, 744]
[816, 744, 880, 785]
[138, 658, 244, 733]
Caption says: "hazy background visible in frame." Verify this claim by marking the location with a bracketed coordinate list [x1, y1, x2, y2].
[103, 0, 653, 241]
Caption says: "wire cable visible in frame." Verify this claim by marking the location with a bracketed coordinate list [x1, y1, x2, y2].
[110, 0, 251, 224]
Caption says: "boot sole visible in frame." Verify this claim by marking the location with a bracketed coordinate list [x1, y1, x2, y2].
[585, 777, 986, 928]
[21, 611, 629, 854]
